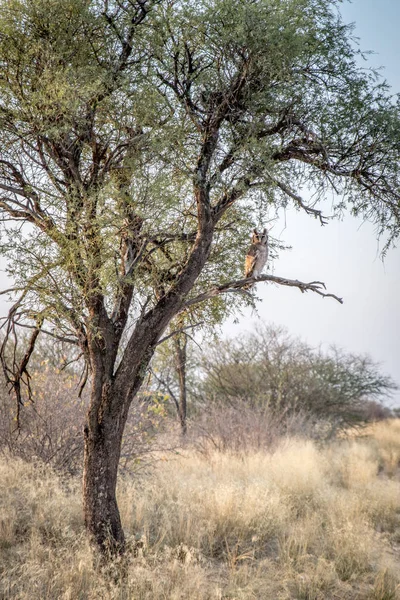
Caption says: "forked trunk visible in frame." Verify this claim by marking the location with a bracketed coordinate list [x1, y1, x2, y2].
[82, 207, 215, 554]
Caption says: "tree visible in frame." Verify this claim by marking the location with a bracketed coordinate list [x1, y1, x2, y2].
[0, 0, 399, 554]
[150, 326, 190, 434]
[150, 321, 197, 435]
[198, 325, 398, 433]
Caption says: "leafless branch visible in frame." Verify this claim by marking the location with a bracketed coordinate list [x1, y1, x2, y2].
[78, 361, 90, 398]
[270, 175, 329, 225]
[0, 286, 25, 296]
[157, 321, 205, 346]
[10, 322, 80, 346]
[182, 274, 343, 310]
[0, 315, 44, 430]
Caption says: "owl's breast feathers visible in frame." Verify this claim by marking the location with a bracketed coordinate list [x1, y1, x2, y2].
[244, 247, 258, 278]
[245, 244, 268, 280]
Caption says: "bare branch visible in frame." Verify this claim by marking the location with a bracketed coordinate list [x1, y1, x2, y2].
[10, 322, 80, 346]
[78, 362, 90, 398]
[0, 314, 43, 430]
[182, 274, 343, 310]
[157, 321, 204, 346]
[268, 174, 329, 225]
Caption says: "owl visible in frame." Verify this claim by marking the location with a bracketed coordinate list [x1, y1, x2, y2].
[244, 228, 268, 285]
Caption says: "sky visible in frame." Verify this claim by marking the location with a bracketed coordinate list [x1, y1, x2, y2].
[224, 0, 400, 406]
[0, 0, 399, 405]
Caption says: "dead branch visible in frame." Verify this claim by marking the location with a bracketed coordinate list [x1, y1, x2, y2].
[0, 315, 43, 430]
[157, 321, 205, 346]
[264, 171, 329, 225]
[8, 321, 80, 346]
[182, 274, 343, 310]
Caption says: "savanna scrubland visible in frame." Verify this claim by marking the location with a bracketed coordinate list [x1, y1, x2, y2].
[1, 365, 400, 600]
[0, 0, 399, 595]
[1, 328, 400, 599]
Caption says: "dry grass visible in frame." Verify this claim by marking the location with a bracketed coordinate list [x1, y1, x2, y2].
[1, 420, 400, 599]
[369, 419, 400, 477]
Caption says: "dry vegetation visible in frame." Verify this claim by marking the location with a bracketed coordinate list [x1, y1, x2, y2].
[1, 420, 400, 600]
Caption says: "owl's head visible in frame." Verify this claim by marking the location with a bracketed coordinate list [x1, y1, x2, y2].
[252, 228, 268, 245]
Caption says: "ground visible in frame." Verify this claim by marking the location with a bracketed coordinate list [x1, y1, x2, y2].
[1, 420, 400, 599]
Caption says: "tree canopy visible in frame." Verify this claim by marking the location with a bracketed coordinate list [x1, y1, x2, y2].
[0, 0, 399, 360]
[197, 325, 397, 431]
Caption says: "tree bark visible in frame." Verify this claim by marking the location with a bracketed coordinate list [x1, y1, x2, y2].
[83, 420, 124, 554]
[83, 376, 127, 554]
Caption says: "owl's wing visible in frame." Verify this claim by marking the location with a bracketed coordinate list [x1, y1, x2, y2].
[244, 246, 258, 278]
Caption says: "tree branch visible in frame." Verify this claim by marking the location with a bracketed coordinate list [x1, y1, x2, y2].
[9, 322, 80, 346]
[268, 174, 329, 225]
[148, 366, 180, 414]
[0, 314, 44, 430]
[212, 176, 253, 222]
[156, 321, 204, 346]
[182, 274, 343, 309]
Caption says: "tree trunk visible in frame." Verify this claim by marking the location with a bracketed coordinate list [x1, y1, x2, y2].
[82, 199, 215, 555]
[83, 418, 125, 554]
[82, 372, 127, 555]
[174, 335, 188, 435]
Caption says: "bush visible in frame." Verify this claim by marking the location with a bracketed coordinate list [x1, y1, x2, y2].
[0, 363, 86, 474]
[0, 362, 169, 475]
[196, 325, 397, 436]
[189, 401, 318, 455]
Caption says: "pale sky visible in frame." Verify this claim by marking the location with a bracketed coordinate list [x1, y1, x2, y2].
[0, 1, 399, 405]
[224, 0, 400, 406]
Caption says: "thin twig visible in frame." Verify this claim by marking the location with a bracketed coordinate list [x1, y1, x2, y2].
[9, 322, 80, 345]
[266, 171, 329, 225]
[157, 321, 205, 346]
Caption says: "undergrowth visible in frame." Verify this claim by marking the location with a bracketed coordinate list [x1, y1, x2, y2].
[0, 420, 399, 599]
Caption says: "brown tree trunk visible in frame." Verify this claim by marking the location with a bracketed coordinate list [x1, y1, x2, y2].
[82, 327, 130, 556]
[81, 322, 170, 555]
[83, 421, 124, 554]
[173, 335, 188, 435]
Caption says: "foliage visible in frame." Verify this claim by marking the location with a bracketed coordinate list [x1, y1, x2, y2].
[197, 325, 397, 433]
[0, 0, 399, 368]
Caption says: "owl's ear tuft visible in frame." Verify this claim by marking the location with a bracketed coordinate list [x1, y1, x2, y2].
[260, 228, 268, 245]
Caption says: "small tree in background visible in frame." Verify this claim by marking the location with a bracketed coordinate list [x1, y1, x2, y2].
[198, 325, 397, 436]
[150, 319, 200, 435]
[1, 0, 400, 554]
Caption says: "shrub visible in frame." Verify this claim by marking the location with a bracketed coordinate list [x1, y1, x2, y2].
[197, 325, 397, 436]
